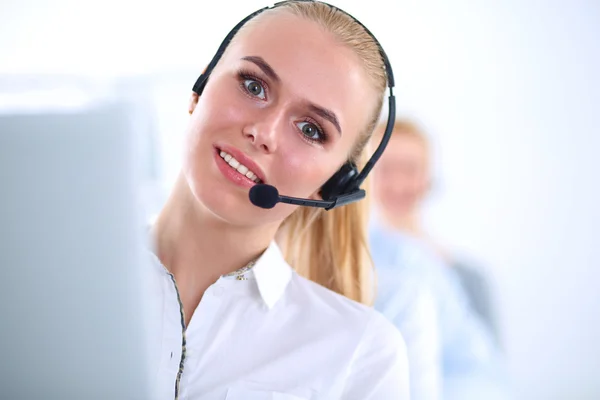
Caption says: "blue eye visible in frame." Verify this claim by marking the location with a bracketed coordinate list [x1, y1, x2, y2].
[297, 121, 325, 143]
[244, 79, 266, 99]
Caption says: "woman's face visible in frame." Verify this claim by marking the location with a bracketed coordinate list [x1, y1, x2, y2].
[373, 133, 431, 218]
[184, 11, 379, 227]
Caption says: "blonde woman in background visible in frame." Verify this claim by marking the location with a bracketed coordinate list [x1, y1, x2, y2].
[147, 2, 409, 399]
[370, 119, 510, 399]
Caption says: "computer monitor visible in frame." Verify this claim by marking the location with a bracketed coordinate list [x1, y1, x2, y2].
[0, 96, 154, 399]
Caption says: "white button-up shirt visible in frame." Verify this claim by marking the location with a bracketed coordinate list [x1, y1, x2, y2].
[145, 241, 409, 400]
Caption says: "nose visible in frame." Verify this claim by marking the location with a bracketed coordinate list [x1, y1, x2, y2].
[242, 108, 286, 154]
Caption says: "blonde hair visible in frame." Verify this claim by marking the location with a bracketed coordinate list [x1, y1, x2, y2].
[272, 1, 388, 305]
[279, 151, 373, 304]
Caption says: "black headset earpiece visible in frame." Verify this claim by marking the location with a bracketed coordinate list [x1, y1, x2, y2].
[320, 163, 359, 201]
[192, 0, 396, 210]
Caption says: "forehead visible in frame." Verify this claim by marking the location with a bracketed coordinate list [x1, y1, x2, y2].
[222, 11, 377, 139]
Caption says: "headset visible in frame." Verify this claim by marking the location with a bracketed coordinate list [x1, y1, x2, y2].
[192, 0, 396, 210]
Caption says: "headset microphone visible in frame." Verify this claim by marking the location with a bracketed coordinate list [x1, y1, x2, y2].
[249, 184, 365, 211]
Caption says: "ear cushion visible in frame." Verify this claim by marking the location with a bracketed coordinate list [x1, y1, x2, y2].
[320, 163, 359, 201]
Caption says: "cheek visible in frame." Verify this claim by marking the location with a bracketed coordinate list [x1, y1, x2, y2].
[184, 86, 252, 169]
[193, 85, 248, 136]
[272, 132, 358, 197]
[273, 145, 339, 197]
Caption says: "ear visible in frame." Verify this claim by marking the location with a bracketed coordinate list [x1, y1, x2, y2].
[188, 93, 200, 115]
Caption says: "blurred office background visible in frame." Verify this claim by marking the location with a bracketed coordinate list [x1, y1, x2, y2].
[1, 0, 599, 398]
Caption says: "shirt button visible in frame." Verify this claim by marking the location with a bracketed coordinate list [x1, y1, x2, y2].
[213, 286, 224, 297]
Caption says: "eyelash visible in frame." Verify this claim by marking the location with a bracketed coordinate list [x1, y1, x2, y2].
[236, 69, 329, 145]
[298, 117, 328, 145]
[238, 69, 268, 100]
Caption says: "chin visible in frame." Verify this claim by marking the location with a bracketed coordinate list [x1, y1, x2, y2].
[186, 169, 287, 228]
[205, 191, 256, 224]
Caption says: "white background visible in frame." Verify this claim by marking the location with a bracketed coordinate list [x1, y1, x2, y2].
[1, 0, 599, 398]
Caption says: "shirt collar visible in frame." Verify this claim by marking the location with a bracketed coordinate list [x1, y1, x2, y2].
[250, 241, 293, 309]
[147, 232, 293, 309]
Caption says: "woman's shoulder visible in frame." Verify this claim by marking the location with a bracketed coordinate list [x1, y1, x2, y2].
[288, 272, 366, 314]
[286, 274, 409, 397]
[287, 272, 406, 344]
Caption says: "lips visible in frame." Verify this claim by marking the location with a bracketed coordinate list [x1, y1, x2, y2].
[218, 149, 263, 183]
[213, 144, 267, 189]
[216, 145, 266, 182]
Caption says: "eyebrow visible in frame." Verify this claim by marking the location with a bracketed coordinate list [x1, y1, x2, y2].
[241, 56, 280, 82]
[242, 55, 341, 136]
[308, 104, 342, 136]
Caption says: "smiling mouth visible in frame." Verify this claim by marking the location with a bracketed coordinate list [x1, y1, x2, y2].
[218, 150, 263, 184]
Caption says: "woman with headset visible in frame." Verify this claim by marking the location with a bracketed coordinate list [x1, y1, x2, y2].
[147, 1, 408, 399]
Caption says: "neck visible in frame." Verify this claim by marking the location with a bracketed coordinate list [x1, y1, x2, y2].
[152, 173, 277, 297]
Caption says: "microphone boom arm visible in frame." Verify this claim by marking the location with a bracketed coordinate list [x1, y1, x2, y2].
[277, 196, 334, 209]
[323, 189, 365, 210]
[277, 189, 366, 210]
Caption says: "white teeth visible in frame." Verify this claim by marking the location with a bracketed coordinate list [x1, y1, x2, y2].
[219, 150, 262, 183]
[247, 171, 260, 183]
